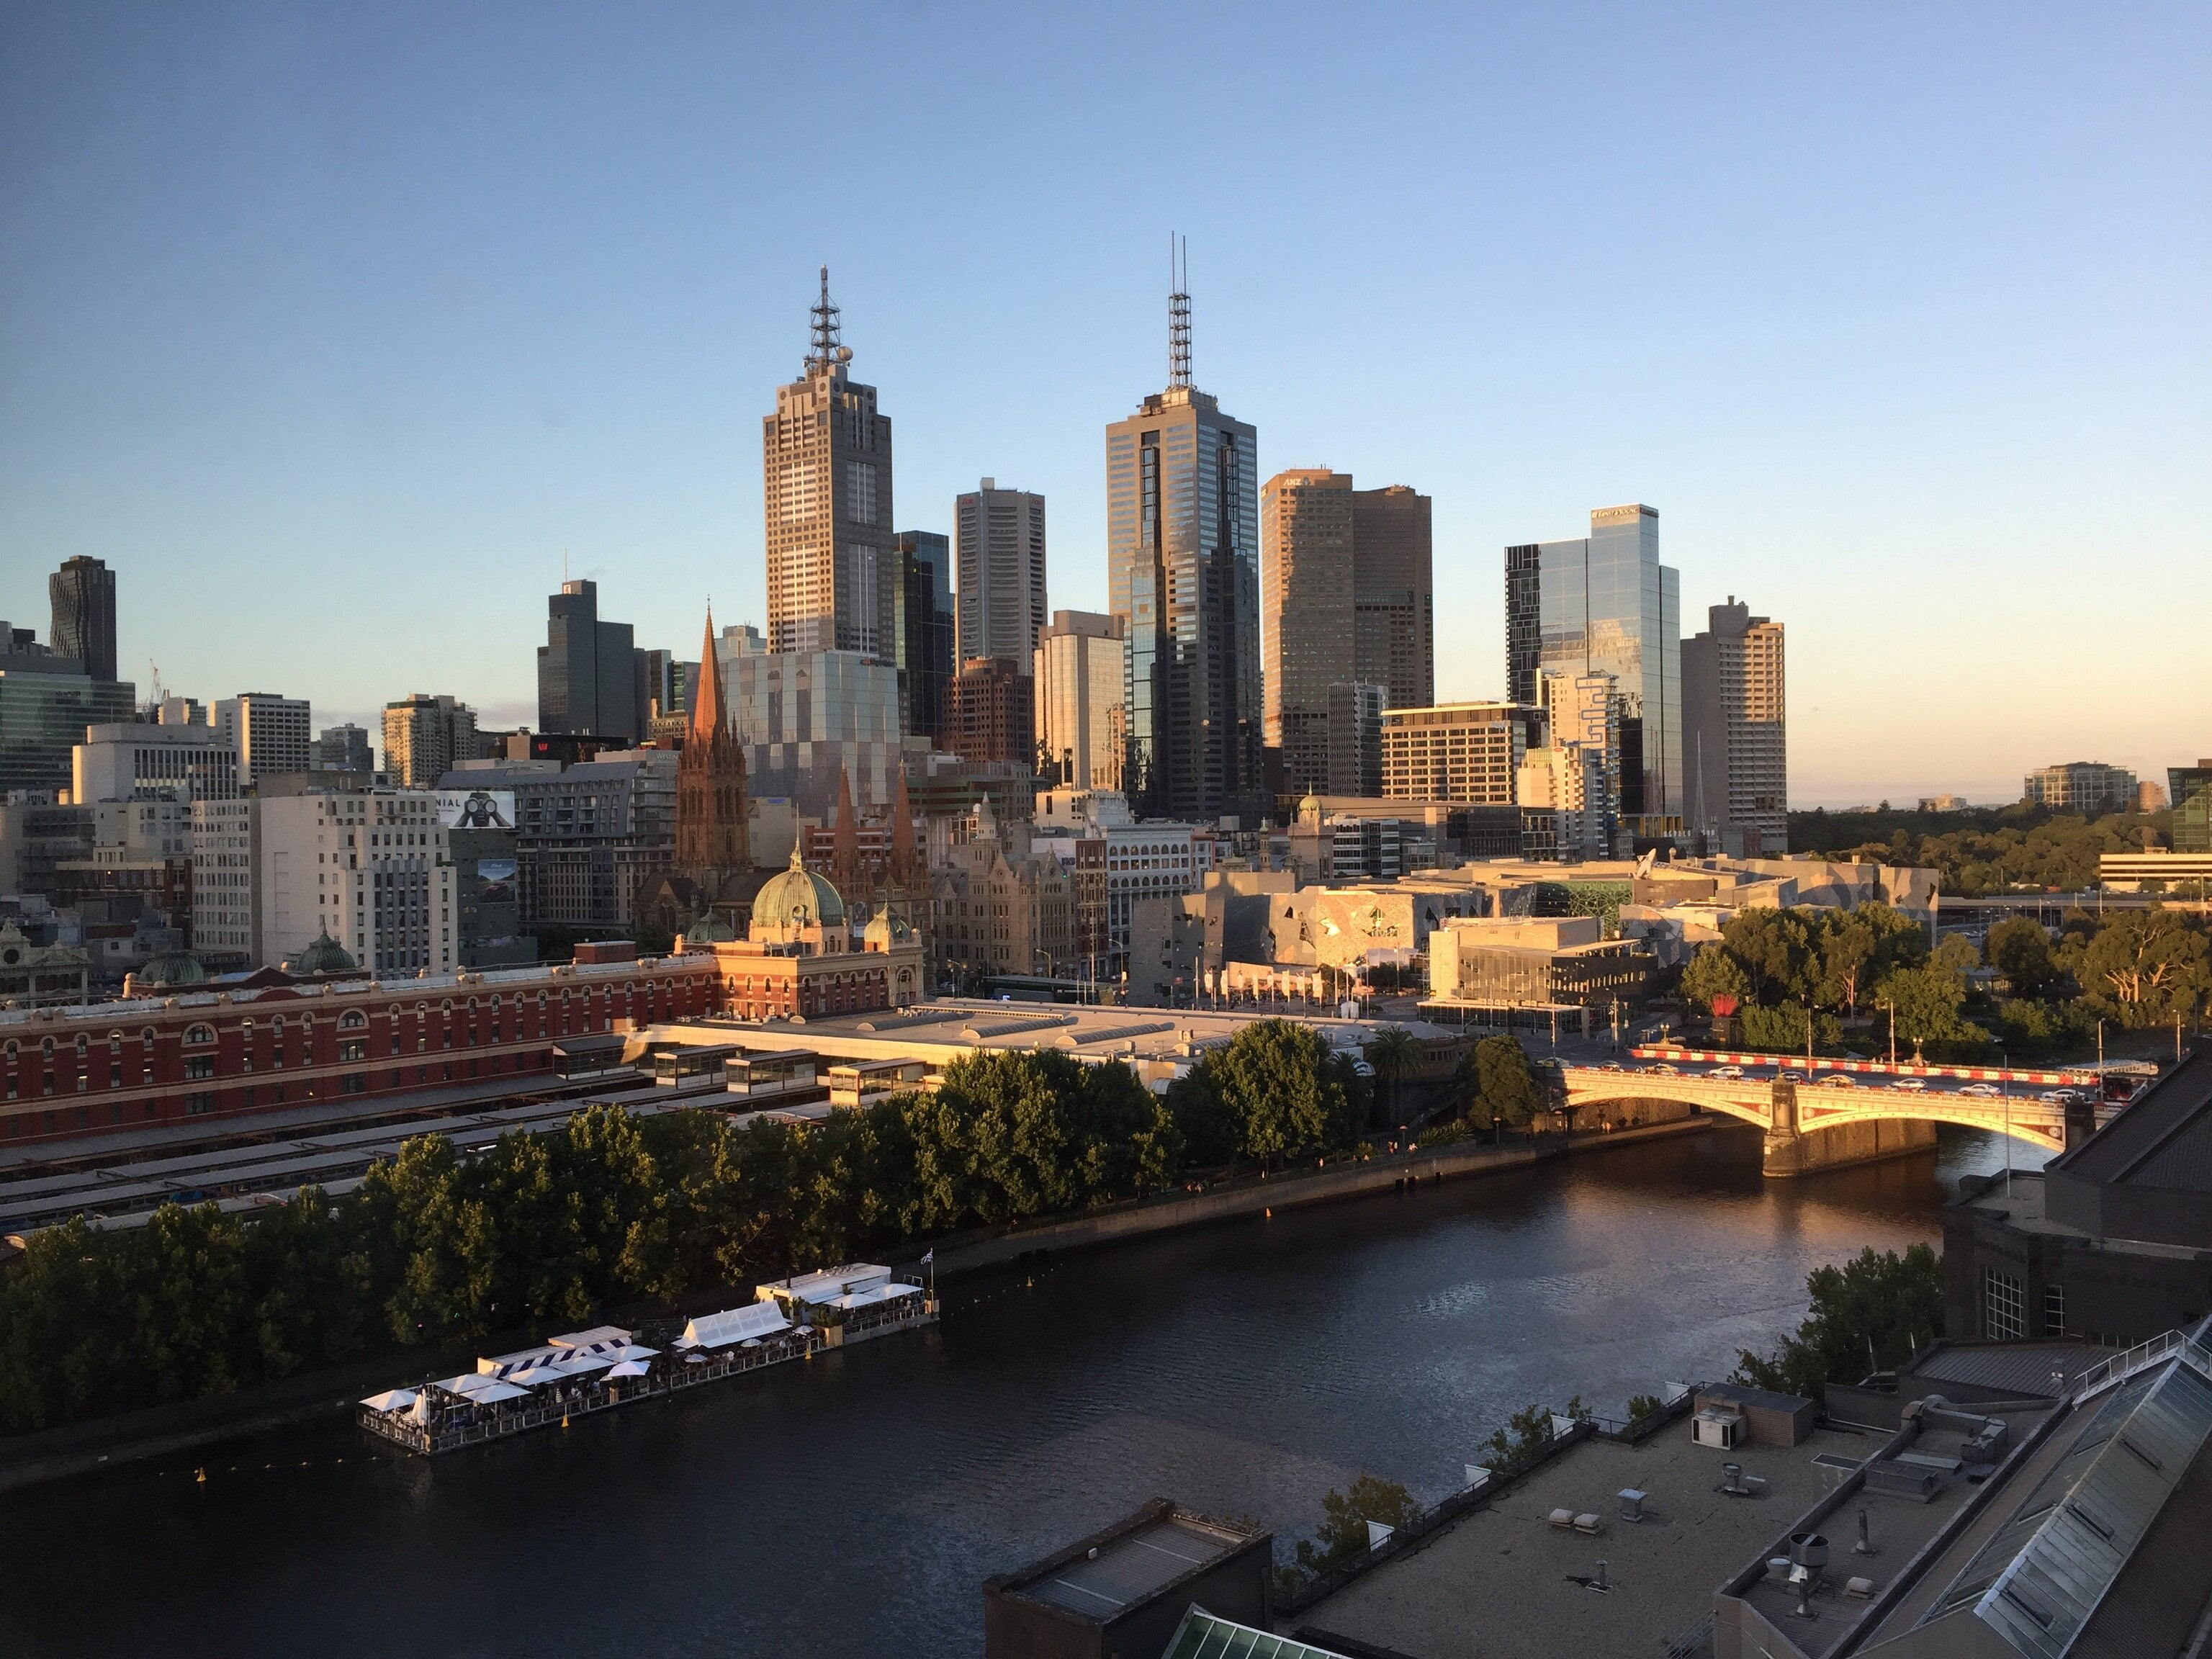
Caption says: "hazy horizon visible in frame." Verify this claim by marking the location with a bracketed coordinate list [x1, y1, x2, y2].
[4, 4, 2206, 808]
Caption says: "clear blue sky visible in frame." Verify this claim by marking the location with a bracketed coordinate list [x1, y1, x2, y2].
[4, 3, 2206, 806]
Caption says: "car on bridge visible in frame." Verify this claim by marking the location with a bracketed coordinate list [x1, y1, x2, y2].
[1893, 1078, 1928, 1091]
[1815, 1074, 1857, 1087]
[1711, 1065, 1744, 1079]
[2038, 1088, 2084, 1104]
[1959, 1083, 2003, 1097]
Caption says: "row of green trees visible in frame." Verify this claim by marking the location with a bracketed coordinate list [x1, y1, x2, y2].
[1677, 902, 2210, 1061]
[1789, 803, 2170, 896]
[0, 1023, 1366, 1433]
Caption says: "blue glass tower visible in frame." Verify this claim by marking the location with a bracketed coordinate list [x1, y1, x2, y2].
[1506, 504, 1681, 826]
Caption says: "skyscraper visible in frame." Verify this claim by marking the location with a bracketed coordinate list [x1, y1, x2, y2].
[1262, 468, 1354, 796]
[537, 579, 642, 742]
[1107, 258, 1262, 824]
[1506, 504, 1681, 830]
[1262, 469, 1434, 799]
[890, 530, 954, 745]
[383, 693, 480, 789]
[764, 269, 895, 661]
[1352, 485, 1433, 712]
[1681, 598, 1786, 855]
[1034, 611, 1125, 791]
[49, 557, 117, 683]
[1540, 670, 1622, 855]
[954, 480, 1048, 666]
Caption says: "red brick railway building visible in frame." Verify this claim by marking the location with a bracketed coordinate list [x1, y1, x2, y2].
[0, 952, 721, 1147]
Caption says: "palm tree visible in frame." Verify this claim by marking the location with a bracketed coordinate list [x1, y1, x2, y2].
[1365, 1025, 1423, 1134]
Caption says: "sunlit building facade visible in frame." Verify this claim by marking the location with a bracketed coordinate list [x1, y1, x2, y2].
[1506, 503, 1681, 831]
[1106, 284, 1262, 824]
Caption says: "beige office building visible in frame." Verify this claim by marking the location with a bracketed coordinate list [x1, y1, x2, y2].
[1352, 483, 1433, 711]
[214, 693, 312, 787]
[763, 269, 896, 661]
[955, 480, 1048, 666]
[1380, 701, 1541, 804]
[1263, 469, 1433, 797]
[383, 693, 480, 789]
[1034, 611, 1125, 791]
[260, 786, 455, 976]
[1681, 599, 1786, 855]
[191, 796, 261, 966]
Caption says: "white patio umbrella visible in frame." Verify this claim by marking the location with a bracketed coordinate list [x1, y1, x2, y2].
[606, 1359, 651, 1378]
[359, 1388, 418, 1413]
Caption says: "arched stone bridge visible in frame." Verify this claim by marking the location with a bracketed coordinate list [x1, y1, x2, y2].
[1557, 1066, 2079, 1177]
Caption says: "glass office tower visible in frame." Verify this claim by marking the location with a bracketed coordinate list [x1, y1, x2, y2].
[2172, 763, 2212, 853]
[1505, 503, 1681, 826]
[1107, 379, 1262, 824]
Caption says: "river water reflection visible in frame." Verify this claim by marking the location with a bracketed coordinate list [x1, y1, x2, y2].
[0, 1126, 2038, 1658]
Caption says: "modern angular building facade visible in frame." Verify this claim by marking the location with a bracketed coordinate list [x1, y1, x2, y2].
[1034, 611, 1125, 791]
[537, 578, 642, 744]
[2173, 760, 2212, 853]
[1262, 468, 1434, 799]
[763, 270, 895, 662]
[1506, 503, 1681, 835]
[1352, 484, 1433, 712]
[890, 530, 954, 745]
[1107, 289, 1262, 824]
[49, 556, 118, 683]
[1262, 468, 1354, 796]
[953, 480, 1048, 667]
[1681, 598, 1786, 855]
[720, 633, 905, 818]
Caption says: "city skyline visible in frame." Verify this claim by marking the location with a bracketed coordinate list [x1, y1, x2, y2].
[1, 6, 2206, 804]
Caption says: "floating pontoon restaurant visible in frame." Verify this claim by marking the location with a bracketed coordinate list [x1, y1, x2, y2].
[359, 1266, 934, 1456]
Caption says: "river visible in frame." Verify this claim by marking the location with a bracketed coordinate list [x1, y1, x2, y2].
[0, 1125, 2037, 1658]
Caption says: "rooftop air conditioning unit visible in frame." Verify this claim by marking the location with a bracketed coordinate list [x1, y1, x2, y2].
[1693, 1407, 1745, 1449]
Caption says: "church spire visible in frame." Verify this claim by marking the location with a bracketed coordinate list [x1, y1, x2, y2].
[688, 608, 724, 744]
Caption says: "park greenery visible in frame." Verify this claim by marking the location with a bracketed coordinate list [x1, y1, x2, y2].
[0, 1022, 1376, 1434]
[1677, 901, 2210, 1062]
[1788, 803, 2172, 896]
[1735, 1244, 1944, 1397]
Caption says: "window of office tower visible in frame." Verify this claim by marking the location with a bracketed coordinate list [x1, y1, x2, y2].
[844, 461, 876, 524]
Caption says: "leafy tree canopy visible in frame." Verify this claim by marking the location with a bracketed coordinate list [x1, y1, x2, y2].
[1736, 1244, 1943, 1398]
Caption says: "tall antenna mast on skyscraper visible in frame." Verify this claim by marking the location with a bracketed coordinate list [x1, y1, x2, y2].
[808, 265, 843, 370]
[1168, 235, 1191, 388]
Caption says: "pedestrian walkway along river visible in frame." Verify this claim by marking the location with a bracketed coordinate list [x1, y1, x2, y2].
[0, 1125, 2036, 1658]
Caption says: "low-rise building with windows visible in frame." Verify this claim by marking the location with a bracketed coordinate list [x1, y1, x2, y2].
[0, 950, 720, 1146]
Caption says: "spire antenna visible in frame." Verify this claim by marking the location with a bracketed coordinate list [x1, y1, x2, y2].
[1168, 235, 1191, 389]
[807, 265, 843, 371]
